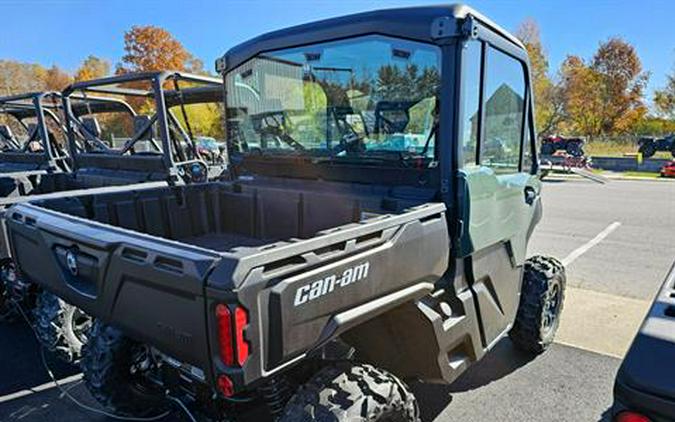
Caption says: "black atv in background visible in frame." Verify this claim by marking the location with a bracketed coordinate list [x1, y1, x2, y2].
[0, 92, 73, 190]
[540, 135, 586, 157]
[0, 71, 227, 362]
[638, 134, 675, 158]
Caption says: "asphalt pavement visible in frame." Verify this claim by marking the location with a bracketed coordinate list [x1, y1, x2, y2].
[0, 176, 673, 421]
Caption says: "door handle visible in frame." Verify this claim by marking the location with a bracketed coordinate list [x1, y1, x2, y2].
[524, 186, 538, 205]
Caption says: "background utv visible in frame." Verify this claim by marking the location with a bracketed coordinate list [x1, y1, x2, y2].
[5, 4, 566, 421]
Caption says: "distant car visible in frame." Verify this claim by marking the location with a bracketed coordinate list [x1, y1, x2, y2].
[660, 160, 675, 178]
[613, 261, 675, 422]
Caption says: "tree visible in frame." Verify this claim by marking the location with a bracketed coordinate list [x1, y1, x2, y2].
[515, 19, 563, 136]
[42, 65, 72, 91]
[558, 38, 649, 139]
[117, 25, 197, 73]
[559, 55, 604, 139]
[654, 66, 675, 118]
[0, 60, 45, 95]
[590, 37, 649, 135]
[75, 55, 110, 82]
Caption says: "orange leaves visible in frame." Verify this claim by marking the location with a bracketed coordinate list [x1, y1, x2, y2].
[118, 25, 197, 73]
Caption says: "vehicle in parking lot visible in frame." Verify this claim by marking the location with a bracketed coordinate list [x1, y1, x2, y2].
[5, 5, 566, 421]
[540, 135, 585, 157]
[613, 261, 675, 422]
[638, 134, 675, 159]
[0, 71, 227, 362]
[660, 160, 675, 178]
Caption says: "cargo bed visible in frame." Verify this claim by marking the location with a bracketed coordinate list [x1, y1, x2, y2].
[6, 178, 450, 387]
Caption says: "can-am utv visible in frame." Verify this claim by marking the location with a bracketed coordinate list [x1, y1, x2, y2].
[5, 5, 566, 420]
[0, 71, 227, 360]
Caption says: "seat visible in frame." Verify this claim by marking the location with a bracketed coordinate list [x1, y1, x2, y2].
[81, 117, 102, 140]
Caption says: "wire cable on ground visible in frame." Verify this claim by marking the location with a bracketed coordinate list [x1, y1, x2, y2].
[14, 302, 193, 421]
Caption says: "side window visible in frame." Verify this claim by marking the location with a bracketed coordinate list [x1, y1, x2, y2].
[459, 41, 482, 167]
[481, 46, 526, 173]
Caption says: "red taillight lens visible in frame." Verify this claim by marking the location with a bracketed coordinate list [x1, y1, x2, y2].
[234, 306, 250, 366]
[615, 411, 651, 422]
[216, 304, 250, 367]
[216, 304, 234, 366]
[217, 375, 234, 397]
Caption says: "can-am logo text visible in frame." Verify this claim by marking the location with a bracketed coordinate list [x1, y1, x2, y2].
[293, 262, 370, 307]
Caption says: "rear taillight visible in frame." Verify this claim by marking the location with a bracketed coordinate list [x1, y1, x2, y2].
[216, 304, 250, 367]
[615, 411, 651, 422]
[234, 307, 250, 366]
[216, 304, 234, 366]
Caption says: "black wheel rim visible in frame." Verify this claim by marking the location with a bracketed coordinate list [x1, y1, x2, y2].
[542, 281, 561, 336]
[71, 308, 92, 345]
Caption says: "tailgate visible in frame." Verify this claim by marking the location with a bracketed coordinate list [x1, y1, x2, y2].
[6, 203, 220, 371]
[205, 202, 450, 386]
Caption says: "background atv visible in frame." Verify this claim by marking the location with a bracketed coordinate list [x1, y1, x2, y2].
[0, 71, 226, 362]
[638, 134, 675, 158]
[540, 135, 586, 157]
[6, 5, 566, 421]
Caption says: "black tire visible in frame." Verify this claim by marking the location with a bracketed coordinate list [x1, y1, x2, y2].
[509, 255, 566, 354]
[280, 362, 419, 422]
[566, 140, 583, 157]
[34, 291, 92, 363]
[639, 142, 656, 158]
[81, 321, 169, 418]
[0, 261, 20, 323]
[540, 142, 555, 156]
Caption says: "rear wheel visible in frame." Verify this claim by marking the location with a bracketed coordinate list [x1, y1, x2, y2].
[540, 142, 555, 156]
[566, 140, 584, 157]
[280, 362, 419, 422]
[34, 291, 92, 363]
[639, 142, 656, 158]
[509, 255, 566, 354]
[0, 261, 19, 323]
[81, 321, 169, 418]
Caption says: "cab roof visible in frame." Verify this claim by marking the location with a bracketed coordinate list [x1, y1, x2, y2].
[217, 4, 525, 73]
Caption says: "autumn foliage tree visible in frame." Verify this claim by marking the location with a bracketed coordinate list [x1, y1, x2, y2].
[558, 37, 648, 139]
[75, 55, 110, 82]
[655, 65, 675, 119]
[515, 19, 565, 136]
[117, 25, 201, 73]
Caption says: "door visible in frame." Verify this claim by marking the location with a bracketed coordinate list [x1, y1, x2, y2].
[455, 40, 541, 348]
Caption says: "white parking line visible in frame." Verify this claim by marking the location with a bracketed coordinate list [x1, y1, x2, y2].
[561, 221, 621, 266]
[0, 373, 82, 404]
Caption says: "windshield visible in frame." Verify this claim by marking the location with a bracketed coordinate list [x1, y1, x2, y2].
[226, 35, 441, 164]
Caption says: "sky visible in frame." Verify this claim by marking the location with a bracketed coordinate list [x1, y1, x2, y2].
[0, 0, 673, 102]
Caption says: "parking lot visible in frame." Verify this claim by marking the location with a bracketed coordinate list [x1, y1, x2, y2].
[0, 176, 673, 421]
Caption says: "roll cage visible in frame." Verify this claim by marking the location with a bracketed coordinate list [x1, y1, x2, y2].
[0, 92, 69, 167]
[62, 71, 224, 172]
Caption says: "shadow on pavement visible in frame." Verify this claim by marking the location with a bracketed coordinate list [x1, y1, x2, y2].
[413, 337, 537, 422]
[0, 320, 79, 396]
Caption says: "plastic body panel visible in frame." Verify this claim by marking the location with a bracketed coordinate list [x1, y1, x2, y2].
[6, 181, 450, 391]
[613, 261, 675, 421]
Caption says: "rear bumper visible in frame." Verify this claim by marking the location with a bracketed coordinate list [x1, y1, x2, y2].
[613, 377, 675, 422]
[613, 261, 675, 422]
